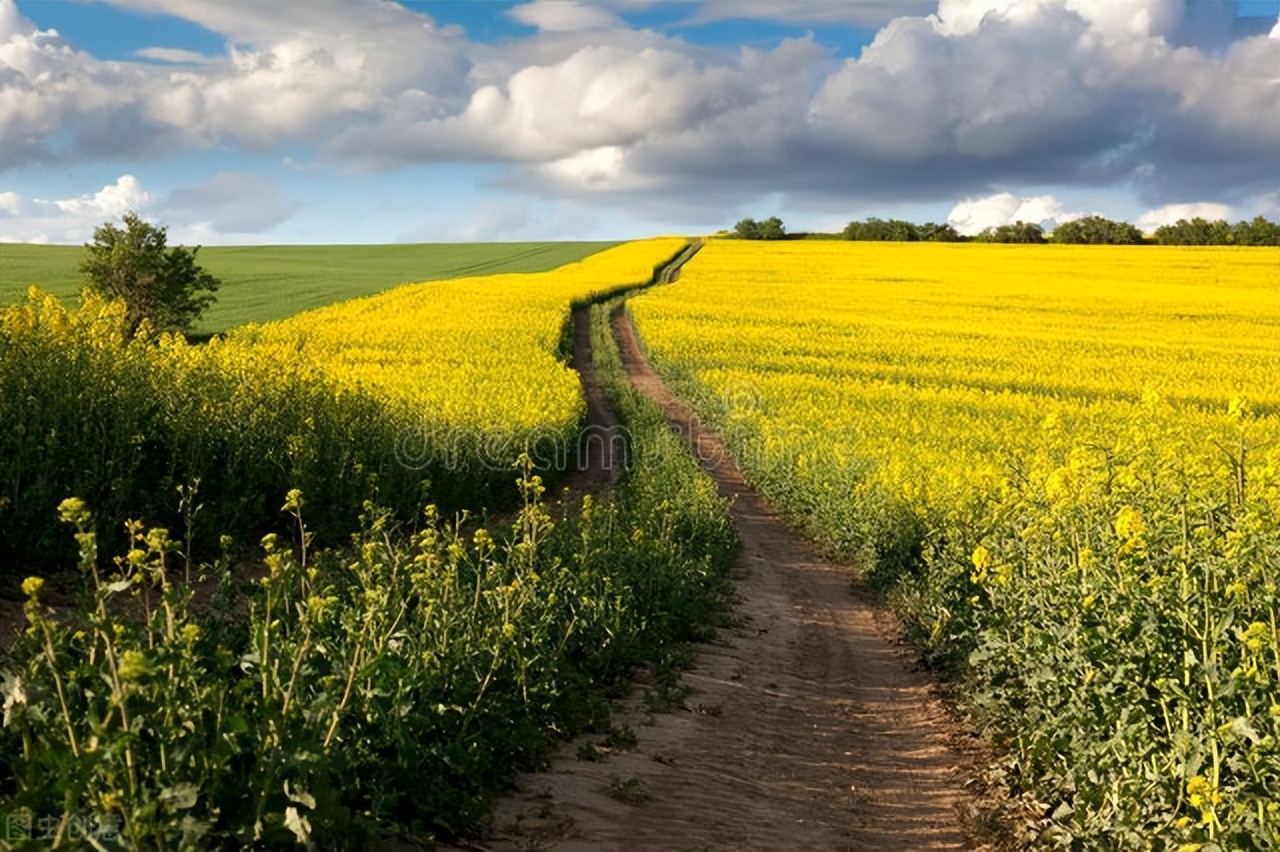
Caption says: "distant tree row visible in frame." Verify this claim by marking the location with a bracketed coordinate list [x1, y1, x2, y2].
[733, 217, 787, 240]
[731, 214, 1279, 246]
[1153, 216, 1280, 246]
[841, 218, 963, 242]
[1049, 216, 1143, 245]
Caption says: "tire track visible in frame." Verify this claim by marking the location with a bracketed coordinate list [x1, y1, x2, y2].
[477, 282, 975, 850]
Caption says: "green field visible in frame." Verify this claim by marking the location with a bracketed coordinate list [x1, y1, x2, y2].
[0, 241, 617, 333]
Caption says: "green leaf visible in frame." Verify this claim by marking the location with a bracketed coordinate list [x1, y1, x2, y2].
[223, 713, 250, 734]
[159, 781, 199, 810]
[1227, 717, 1260, 744]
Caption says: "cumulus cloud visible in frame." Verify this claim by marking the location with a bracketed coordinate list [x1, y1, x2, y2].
[0, 175, 152, 243]
[508, 1, 626, 32]
[0, 0, 472, 165]
[134, 47, 212, 64]
[946, 193, 1090, 235]
[324, 34, 798, 170]
[687, 1, 938, 28]
[1, 0, 1277, 220]
[0, 172, 292, 243]
[1135, 201, 1234, 232]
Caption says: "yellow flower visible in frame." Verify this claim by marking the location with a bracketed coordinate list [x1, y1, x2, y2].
[1241, 621, 1271, 653]
[57, 497, 91, 526]
[21, 576, 44, 598]
[118, 650, 150, 683]
[1114, 505, 1144, 540]
[1045, 467, 1074, 501]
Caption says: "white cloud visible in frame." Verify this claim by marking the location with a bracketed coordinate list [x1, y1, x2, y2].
[325, 38, 776, 169]
[537, 145, 659, 191]
[0, 0, 1276, 223]
[0, 175, 152, 243]
[508, 1, 626, 32]
[688, 1, 938, 28]
[52, 174, 151, 217]
[0, 0, 473, 164]
[1135, 201, 1233, 232]
[0, 172, 295, 244]
[135, 47, 212, 64]
[946, 192, 1089, 235]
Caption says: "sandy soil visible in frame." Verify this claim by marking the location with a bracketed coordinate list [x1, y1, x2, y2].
[472, 310, 976, 851]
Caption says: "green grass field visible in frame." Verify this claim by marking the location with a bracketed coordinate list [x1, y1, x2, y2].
[0, 241, 617, 333]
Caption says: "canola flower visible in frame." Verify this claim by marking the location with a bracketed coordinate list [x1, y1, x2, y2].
[630, 239, 1280, 847]
[0, 238, 684, 558]
[235, 237, 685, 434]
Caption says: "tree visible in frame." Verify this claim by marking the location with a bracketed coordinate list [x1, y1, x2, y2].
[733, 216, 786, 240]
[918, 222, 963, 242]
[843, 217, 919, 241]
[1051, 215, 1143, 245]
[975, 221, 1046, 244]
[1231, 216, 1280, 246]
[758, 216, 787, 240]
[81, 212, 221, 335]
[1153, 217, 1234, 246]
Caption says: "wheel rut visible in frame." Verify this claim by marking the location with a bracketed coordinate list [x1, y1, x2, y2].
[472, 255, 975, 851]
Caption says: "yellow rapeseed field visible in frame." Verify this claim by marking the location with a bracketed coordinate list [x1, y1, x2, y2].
[630, 239, 1280, 846]
[633, 241, 1279, 498]
[0, 237, 685, 557]
[236, 236, 686, 433]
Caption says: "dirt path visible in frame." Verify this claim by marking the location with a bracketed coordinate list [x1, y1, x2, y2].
[557, 305, 622, 494]
[479, 312, 975, 850]
[557, 238, 701, 496]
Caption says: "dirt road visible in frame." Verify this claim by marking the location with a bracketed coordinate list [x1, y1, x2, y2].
[480, 309, 974, 850]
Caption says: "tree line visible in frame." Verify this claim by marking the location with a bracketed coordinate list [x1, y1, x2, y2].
[733, 214, 1280, 246]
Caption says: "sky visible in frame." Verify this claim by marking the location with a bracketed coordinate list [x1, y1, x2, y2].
[0, 0, 1277, 244]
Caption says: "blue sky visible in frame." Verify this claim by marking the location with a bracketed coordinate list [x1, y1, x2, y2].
[1, 0, 1277, 244]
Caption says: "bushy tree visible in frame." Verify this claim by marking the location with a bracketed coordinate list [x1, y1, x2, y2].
[918, 222, 964, 242]
[974, 221, 1046, 244]
[1231, 216, 1280, 246]
[843, 217, 920, 241]
[1051, 215, 1144, 245]
[758, 216, 787, 240]
[1153, 217, 1233, 246]
[733, 216, 786, 240]
[81, 212, 221, 335]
